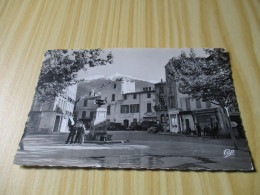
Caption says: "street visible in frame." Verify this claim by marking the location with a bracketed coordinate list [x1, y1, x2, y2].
[14, 131, 253, 170]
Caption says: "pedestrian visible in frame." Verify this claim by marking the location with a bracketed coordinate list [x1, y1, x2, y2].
[213, 122, 219, 139]
[74, 123, 81, 144]
[186, 126, 191, 135]
[196, 123, 202, 137]
[65, 117, 76, 144]
[79, 122, 86, 144]
[203, 125, 209, 136]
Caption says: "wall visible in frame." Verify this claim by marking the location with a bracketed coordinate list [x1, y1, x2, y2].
[110, 91, 156, 125]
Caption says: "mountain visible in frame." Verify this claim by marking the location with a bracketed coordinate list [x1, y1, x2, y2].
[83, 73, 158, 83]
[76, 74, 156, 99]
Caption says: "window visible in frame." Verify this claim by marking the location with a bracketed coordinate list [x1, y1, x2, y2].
[107, 105, 110, 115]
[161, 115, 166, 123]
[133, 118, 137, 122]
[196, 99, 201, 109]
[121, 105, 129, 113]
[130, 104, 139, 113]
[159, 98, 165, 107]
[124, 94, 127, 100]
[168, 81, 174, 94]
[133, 94, 137, 99]
[168, 96, 175, 108]
[185, 98, 191, 110]
[89, 92, 91, 96]
[159, 86, 164, 94]
[82, 111, 86, 118]
[147, 103, 152, 112]
[147, 93, 151, 98]
[90, 111, 95, 119]
[114, 84, 116, 89]
[112, 94, 115, 101]
[206, 101, 211, 108]
[84, 99, 88, 107]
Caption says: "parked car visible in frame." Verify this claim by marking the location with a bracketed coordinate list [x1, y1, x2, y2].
[147, 124, 163, 134]
[107, 122, 126, 130]
[127, 122, 142, 130]
[147, 126, 158, 134]
[141, 121, 157, 130]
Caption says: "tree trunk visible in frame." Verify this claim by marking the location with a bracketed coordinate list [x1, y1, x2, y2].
[221, 107, 238, 149]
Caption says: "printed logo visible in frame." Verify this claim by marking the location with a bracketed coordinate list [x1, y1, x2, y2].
[224, 149, 235, 158]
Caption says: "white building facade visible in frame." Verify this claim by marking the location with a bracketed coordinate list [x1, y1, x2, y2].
[28, 85, 77, 133]
[76, 77, 156, 128]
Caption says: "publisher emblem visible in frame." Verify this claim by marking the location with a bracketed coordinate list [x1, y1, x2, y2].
[224, 149, 235, 158]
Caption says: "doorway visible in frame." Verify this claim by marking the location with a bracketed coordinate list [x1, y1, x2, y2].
[53, 116, 61, 132]
[123, 119, 129, 127]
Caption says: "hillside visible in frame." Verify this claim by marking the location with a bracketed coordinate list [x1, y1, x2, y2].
[76, 75, 155, 99]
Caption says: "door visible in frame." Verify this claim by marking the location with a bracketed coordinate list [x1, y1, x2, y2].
[53, 116, 61, 132]
[123, 119, 129, 127]
[170, 114, 179, 133]
[185, 119, 190, 130]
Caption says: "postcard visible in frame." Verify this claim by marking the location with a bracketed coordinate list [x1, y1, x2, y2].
[14, 48, 254, 170]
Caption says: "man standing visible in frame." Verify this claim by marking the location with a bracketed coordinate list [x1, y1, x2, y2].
[79, 122, 86, 144]
[74, 125, 81, 144]
[74, 121, 86, 144]
[213, 122, 219, 139]
[196, 123, 202, 137]
[203, 125, 209, 136]
[65, 117, 76, 144]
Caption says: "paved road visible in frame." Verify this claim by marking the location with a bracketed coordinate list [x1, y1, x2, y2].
[14, 131, 254, 171]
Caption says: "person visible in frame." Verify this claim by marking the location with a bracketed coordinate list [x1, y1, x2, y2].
[213, 122, 219, 139]
[74, 123, 81, 143]
[196, 123, 202, 137]
[65, 118, 76, 144]
[203, 125, 209, 136]
[186, 126, 191, 135]
[79, 122, 86, 144]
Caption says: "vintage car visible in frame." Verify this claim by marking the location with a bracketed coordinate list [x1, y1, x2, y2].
[126, 122, 142, 130]
[141, 121, 157, 130]
[107, 122, 126, 130]
[147, 124, 163, 134]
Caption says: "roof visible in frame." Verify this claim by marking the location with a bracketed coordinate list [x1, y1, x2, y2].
[124, 90, 155, 95]
[154, 82, 166, 85]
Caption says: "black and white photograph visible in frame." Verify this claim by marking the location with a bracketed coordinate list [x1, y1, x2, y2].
[14, 48, 254, 171]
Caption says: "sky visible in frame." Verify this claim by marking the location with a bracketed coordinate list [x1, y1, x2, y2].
[77, 48, 208, 83]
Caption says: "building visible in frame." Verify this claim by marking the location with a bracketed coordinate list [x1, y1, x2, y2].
[76, 78, 133, 126]
[75, 94, 100, 127]
[165, 61, 228, 135]
[27, 85, 77, 133]
[76, 77, 156, 128]
[154, 80, 168, 131]
[106, 88, 156, 127]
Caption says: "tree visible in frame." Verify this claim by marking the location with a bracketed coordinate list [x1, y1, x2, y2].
[35, 49, 113, 101]
[167, 48, 238, 149]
